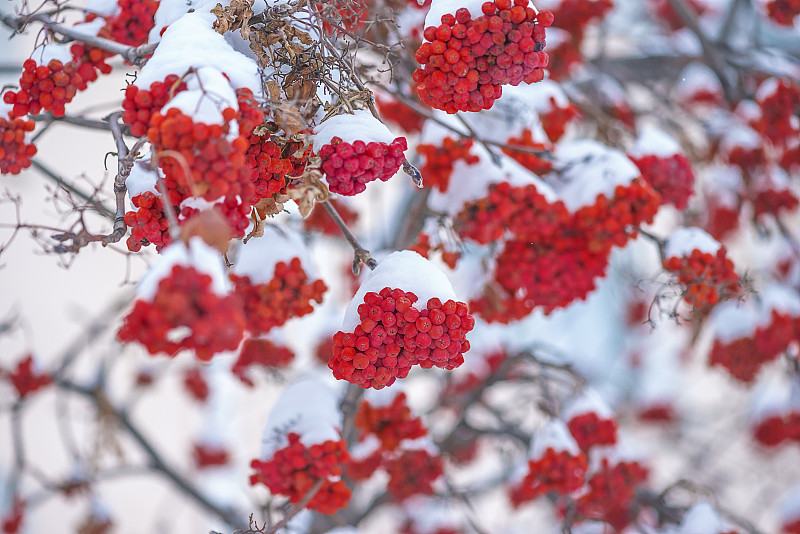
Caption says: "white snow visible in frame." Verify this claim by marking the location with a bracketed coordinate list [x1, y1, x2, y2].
[341, 251, 458, 332]
[676, 62, 722, 100]
[139, 11, 262, 97]
[84, 0, 120, 16]
[349, 434, 381, 460]
[710, 282, 800, 343]
[149, 0, 220, 44]
[363, 386, 401, 408]
[125, 156, 159, 199]
[780, 485, 800, 524]
[231, 223, 313, 284]
[31, 44, 72, 66]
[664, 227, 721, 258]
[553, 140, 640, 212]
[629, 127, 682, 158]
[756, 77, 781, 102]
[503, 79, 571, 113]
[163, 66, 239, 126]
[424, 0, 486, 31]
[71, 18, 106, 39]
[678, 502, 730, 534]
[136, 237, 230, 301]
[749, 377, 790, 422]
[529, 419, 581, 459]
[719, 124, 762, 152]
[402, 496, 459, 534]
[562, 389, 614, 421]
[312, 109, 399, 152]
[260, 376, 342, 458]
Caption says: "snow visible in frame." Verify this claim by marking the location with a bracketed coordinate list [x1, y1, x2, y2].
[323, 529, 358, 534]
[562, 389, 614, 420]
[427, 145, 557, 216]
[719, 124, 762, 152]
[136, 237, 230, 301]
[84, 0, 120, 16]
[163, 66, 239, 126]
[31, 44, 72, 66]
[678, 502, 729, 534]
[341, 251, 458, 332]
[399, 435, 438, 454]
[71, 19, 106, 39]
[676, 62, 722, 99]
[402, 497, 459, 534]
[312, 110, 399, 152]
[150, 0, 221, 44]
[260, 376, 342, 458]
[664, 227, 721, 258]
[553, 140, 640, 212]
[756, 77, 781, 101]
[780, 485, 800, 524]
[424, 0, 486, 30]
[529, 419, 581, 459]
[364, 385, 401, 408]
[503, 79, 570, 113]
[710, 282, 800, 343]
[349, 434, 381, 460]
[629, 127, 682, 158]
[231, 223, 313, 284]
[139, 12, 262, 97]
[749, 377, 790, 422]
[125, 156, 159, 199]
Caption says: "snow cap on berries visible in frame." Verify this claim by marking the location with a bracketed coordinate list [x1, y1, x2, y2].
[424, 0, 486, 28]
[136, 237, 229, 301]
[665, 226, 721, 259]
[260, 376, 342, 458]
[554, 140, 641, 212]
[749, 376, 792, 424]
[30, 44, 72, 66]
[629, 127, 682, 158]
[530, 419, 581, 460]
[677, 502, 733, 534]
[163, 67, 239, 127]
[780, 485, 800, 528]
[342, 251, 458, 332]
[402, 496, 460, 534]
[139, 11, 261, 95]
[312, 109, 398, 151]
[232, 223, 313, 285]
[125, 154, 160, 200]
[563, 389, 614, 421]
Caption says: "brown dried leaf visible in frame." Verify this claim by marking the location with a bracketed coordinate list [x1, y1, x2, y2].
[180, 209, 233, 254]
[210, 0, 253, 37]
[254, 193, 290, 219]
[287, 170, 329, 218]
[274, 105, 306, 136]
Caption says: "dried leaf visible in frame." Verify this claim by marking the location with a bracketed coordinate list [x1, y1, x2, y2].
[210, 0, 253, 37]
[180, 209, 232, 254]
[274, 105, 306, 136]
[287, 169, 328, 218]
[254, 193, 289, 219]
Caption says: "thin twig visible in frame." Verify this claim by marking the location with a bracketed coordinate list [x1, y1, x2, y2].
[321, 200, 376, 272]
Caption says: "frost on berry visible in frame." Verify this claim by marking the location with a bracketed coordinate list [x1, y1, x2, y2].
[3, 355, 51, 399]
[509, 420, 588, 506]
[413, 0, 553, 113]
[232, 336, 295, 386]
[313, 110, 408, 196]
[663, 227, 740, 311]
[330, 251, 475, 389]
[0, 115, 37, 175]
[230, 225, 326, 334]
[117, 238, 246, 361]
[629, 128, 695, 210]
[250, 378, 351, 514]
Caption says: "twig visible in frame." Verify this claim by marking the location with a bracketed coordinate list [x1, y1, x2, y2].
[29, 113, 118, 132]
[321, 200, 376, 273]
[264, 479, 324, 534]
[30, 159, 115, 219]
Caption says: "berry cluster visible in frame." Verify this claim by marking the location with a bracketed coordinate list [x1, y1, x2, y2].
[545, 0, 613, 79]
[354, 393, 427, 451]
[124, 192, 173, 252]
[704, 199, 741, 242]
[245, 132, 291, 202]
[409, 233, 461, 269]
[566, 412, 618, 451]
[413, 0, 553, 113]
[539, 97, 580, 142]
[752, 411, 800, 448]
[384, 448, 444, 501]
[318, 136, 408, 196]
[98, 0, 159, 47]
[117, 265, 246, 361]
[0, 496, 24, 534]
[3, 59, 85, 118]
[663, 248, 739, 310]
[502, 128, 553, 175]
[709, 311, 798, 383]
[417, 136, 478, 191]
[69, 43, 113, 85]
[650, 0, 708, 31]
[303, 199, 358, 236]
[182, 367, 209, 402]
[329, 288, 475, 389]
[0, 116, 36, 175]
[631, 153, 695, 210]
[3, 355, 51, 399]
[575, 459, 650, 531]
[230, 258, 327, 335]
[754, 80, 800, 148]
[766, 0, 800, 26]
[122, 75, 187, 138]
[469, 288, 534, 324]
[752, 184, 799, 221]
[193, 443, 230, 469]
[510, 448, 588, 505]
[785, 516, 800, 534]
[375, 93, 426, 134]
[232, 337, 295, 386]
[249, 433, 351, 514]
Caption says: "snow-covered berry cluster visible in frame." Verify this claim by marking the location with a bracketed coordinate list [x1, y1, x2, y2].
[510, 421, 588, 506]
[354, 392, 427, 451]
[2, 355, 51, 399]
[98, 0, 159, 47]
[766, 0, 800, 27]
[250, 433, 351, 514]
[385, 447, 444, 501]
[575, 457, 650, 531]
[330, 288, 475, 389]
[124, 191, 172, 252]
[232, 337, 295, 386]
[0, 116, 36, 175]
[413, 0, 553, 113]
[663, 250, 739, 310]
[417, 136, 478, 192]
[318, 136, 408, 196]
[122, 75, 187, 138]
[502, 128, 553, 175]
[231, 257, 326, 335]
